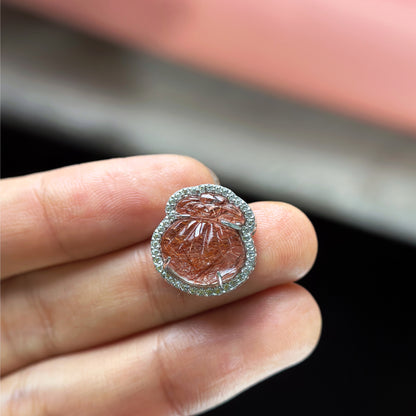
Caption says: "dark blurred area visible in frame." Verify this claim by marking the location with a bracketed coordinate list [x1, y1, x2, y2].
[2, 121, 415, 416]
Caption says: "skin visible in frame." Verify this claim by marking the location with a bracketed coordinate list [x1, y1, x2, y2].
[1, 155, 321, 415]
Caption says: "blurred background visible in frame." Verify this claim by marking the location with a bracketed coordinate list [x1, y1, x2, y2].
[2, 1, 416, 415]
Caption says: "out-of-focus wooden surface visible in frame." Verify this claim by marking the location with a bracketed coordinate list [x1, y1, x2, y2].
[7, 0, 416, 132]
[2, 8, 416, 243]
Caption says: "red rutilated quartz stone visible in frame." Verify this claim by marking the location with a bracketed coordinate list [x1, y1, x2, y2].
[160, 193, 246, 286]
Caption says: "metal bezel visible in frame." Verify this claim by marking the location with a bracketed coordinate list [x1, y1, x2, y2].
[151, 184, 256, 296]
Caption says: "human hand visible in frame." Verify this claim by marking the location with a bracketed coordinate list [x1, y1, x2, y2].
[1, 155, 321, 415]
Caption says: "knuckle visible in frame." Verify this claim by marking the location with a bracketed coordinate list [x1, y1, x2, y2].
[134, 246, 170, 325]
[32, 174, 71, 261]
[2, 372, 50, 416]
[25, 277, 58, 358]
[154, 331, 188, 416]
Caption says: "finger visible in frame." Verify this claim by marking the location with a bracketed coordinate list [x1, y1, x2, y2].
[1, 202, 317, 375]
[1, 155, 216, 278]
[1, 284, 321, 416]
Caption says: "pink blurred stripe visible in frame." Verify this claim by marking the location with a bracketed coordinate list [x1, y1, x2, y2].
[8, 0, 416, 132]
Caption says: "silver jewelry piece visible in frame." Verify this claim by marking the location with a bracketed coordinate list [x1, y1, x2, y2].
[151, 184, 256, 296]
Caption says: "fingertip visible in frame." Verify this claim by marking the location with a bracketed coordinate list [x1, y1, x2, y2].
[251, 201, 318, 282]
[279, 202, 318, 280]
[284, 284, 322, 364]
[256, 284, 322, 370]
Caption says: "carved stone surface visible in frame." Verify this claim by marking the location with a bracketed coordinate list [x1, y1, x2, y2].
[160, 193, 246, 286]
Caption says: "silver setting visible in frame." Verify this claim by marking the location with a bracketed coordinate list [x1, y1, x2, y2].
[217, 271, 224, 288]
[220, 220, 243, 230]
[151, 184, 257, 296]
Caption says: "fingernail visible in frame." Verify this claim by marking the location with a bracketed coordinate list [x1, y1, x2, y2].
[208, 168, 220, 185]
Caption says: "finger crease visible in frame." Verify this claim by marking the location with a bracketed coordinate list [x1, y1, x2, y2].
[25, 276, 57, 358]
[136, 246, 168, 326]
[1, 301, 28, 375]
[154, 331, 186, 416]
[32, 174, 72, 262]
[3, 370, 51, 416]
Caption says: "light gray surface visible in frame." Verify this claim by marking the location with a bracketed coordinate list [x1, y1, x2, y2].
[2, 9, 416, 243]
